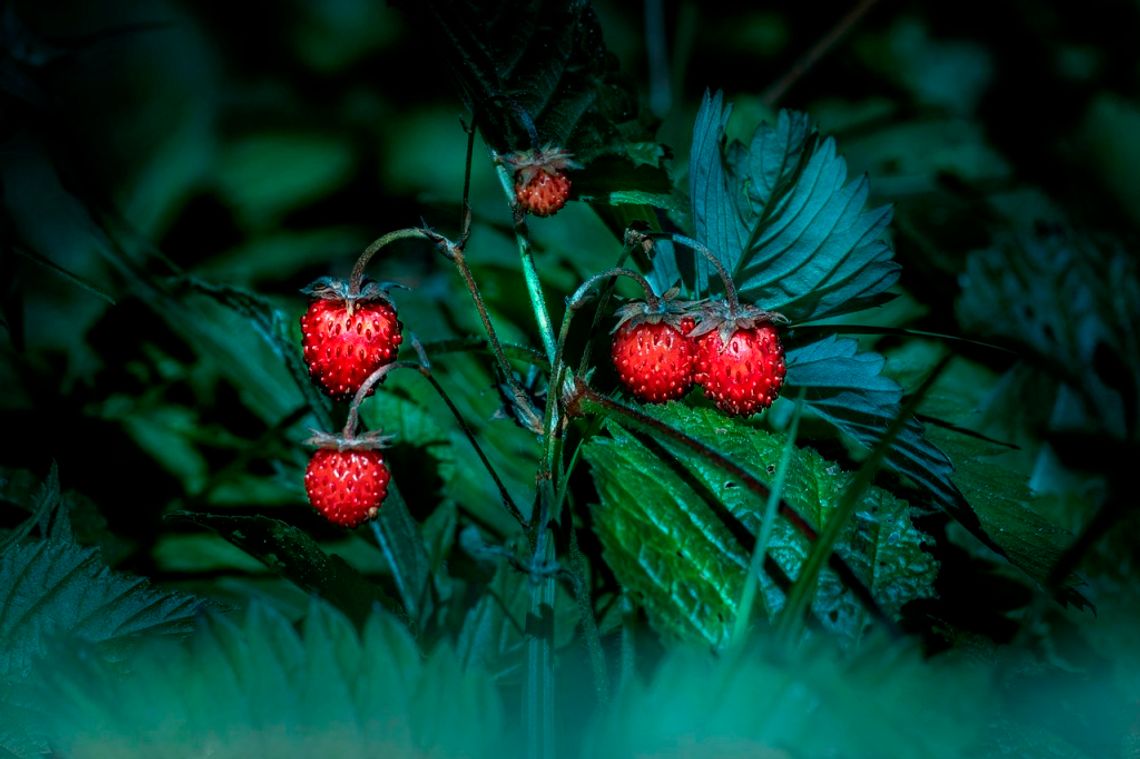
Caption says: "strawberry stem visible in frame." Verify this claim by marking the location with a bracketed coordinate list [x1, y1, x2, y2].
[568, 268, 659, 311]
[349, 228, 431, 296]
[343, 362, 417, 437]
[427, 230, 545, 434]
[658, 232, 741, 316]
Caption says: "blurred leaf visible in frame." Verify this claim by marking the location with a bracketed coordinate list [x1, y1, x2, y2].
[584, 635, 990, 758]
[12, 244, 115, 304]
[166, 511, 405, 631]
[456, 559, 577, 681]
[216, 132, 354, 228]
[584, 405, 937, 647]
[855, 17, 993, 116]
[1080, 93, 1140, 227]
[958, 232, 1140, 440]
[0, 536, 202, 679]
[24, 601, 505, 759]
[681, 92, 900, 322]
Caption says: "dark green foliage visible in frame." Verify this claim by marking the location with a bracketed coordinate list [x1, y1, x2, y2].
[1, 0, 1137, 755]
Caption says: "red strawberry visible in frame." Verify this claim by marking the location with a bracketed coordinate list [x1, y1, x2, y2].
[611, 297, 698, 403]
[305, 447, 390, 528]
[692, 303, 787, 416]
[300, 278, 402, 400]
[502, 145, 579, 218]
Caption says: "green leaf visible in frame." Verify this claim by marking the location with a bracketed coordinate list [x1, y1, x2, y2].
[682, 92, 900, 322]
[166, 512, 406, 631]
[216, 131, 355, 228]
[929, 430, 1082, 597]
[0, 538, 202, 679]
[584, 405, 937, 647]
[584, 635, 991, 758]
[26, 601, 505, 758]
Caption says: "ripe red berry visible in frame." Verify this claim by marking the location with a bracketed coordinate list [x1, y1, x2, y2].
[502, 145, 579, 218]
[692, 305, 787, 416]
[515, 169, 571, 217]
[304, 448, 390, 528]
[300, 279, 402, 400]
[612, 316, 697, 403]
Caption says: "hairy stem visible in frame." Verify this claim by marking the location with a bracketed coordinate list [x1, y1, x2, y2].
[348, 228, 430, 296]
[662, 232, 740, 314]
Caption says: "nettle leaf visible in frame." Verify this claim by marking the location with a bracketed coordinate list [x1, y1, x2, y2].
[584, 404, 937, 647]
[27, 601, 505, 759]
[0, 538, 202, 679]
[680, 91, 900, 323]
[957, 232, 1140, 438]
[584, 635, 990, 758]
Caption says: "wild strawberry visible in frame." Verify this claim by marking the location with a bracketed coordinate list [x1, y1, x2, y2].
[611, 295, 698, 403]
[305, 443, 391, 528]
[692, 302, 788, 416]
[300, 278, 402, 400]
[502, 145, 579, 217]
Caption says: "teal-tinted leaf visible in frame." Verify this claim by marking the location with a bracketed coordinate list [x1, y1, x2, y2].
[584, 635, 990, 758]
[684, 92, 900, 322]
[785, 336, 975, 524]
[27, 601, 504, 758]
[456, 560, 577, 681]
[584, 405, 937, 646]
[166, 511, 404, 630]
[0, 538, 202, 679]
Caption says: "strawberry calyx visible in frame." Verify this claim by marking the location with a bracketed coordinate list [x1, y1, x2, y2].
[611, 287, 700, 334]
[301, 276, 401, 314]
[689, 299, 788, 350]
[499, 144, 581, 187]
[306, 428, 393, 452]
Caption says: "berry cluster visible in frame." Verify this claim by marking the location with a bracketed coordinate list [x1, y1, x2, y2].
[299, 277, 403, 528]
[612, 298, 787, 417]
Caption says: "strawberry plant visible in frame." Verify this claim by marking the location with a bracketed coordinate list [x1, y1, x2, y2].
[2, 2, 1138, 758]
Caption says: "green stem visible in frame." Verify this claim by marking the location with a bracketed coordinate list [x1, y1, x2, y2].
[349, 228, 430, 295]
[495, 163, 557, 362]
